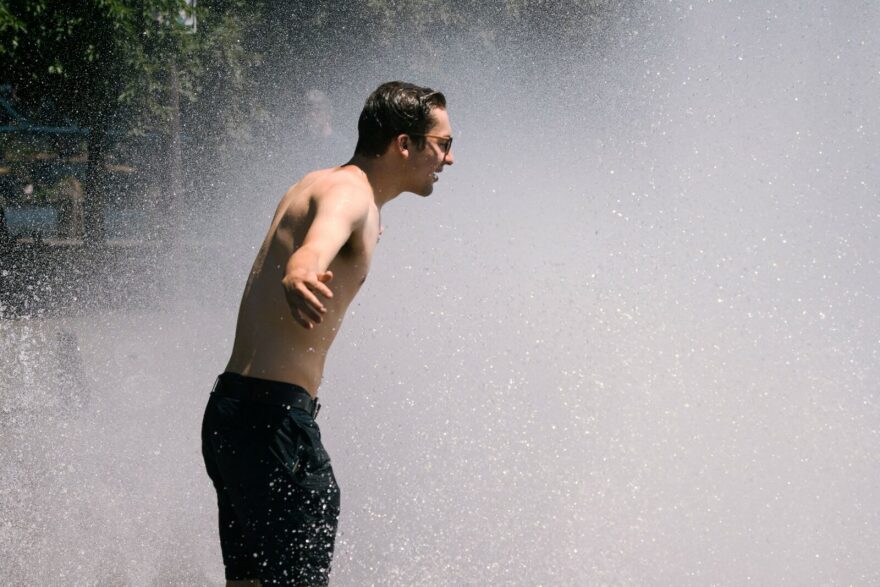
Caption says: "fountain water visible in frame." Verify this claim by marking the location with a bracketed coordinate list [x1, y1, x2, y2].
[2, 1, 878, 584]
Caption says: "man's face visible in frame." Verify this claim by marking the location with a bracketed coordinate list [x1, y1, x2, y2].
[407, 107, 454, 197]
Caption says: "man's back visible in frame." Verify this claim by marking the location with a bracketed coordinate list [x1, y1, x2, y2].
[225, 165, 381, 394]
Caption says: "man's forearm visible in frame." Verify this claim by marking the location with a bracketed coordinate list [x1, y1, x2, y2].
[285, 245, 324, 278]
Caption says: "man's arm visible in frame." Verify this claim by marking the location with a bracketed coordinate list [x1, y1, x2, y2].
[282, 187, 370, 329]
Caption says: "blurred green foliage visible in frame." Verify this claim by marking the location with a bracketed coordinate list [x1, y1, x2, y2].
[0, 0, 622, 229]
[1, 0, 622, 147]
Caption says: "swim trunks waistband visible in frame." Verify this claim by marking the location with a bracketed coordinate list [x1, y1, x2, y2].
[213, 372, 320, 417]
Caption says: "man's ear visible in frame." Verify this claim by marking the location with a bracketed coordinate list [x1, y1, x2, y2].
[395, 134, 410, 157]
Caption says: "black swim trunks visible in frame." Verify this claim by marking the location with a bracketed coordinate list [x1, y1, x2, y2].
[201, 372, 340, 586]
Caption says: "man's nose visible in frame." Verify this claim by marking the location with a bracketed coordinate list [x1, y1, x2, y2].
[444, 149, 454, 166]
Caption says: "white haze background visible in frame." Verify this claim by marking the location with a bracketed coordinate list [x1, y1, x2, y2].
[2, 1, 878, 584]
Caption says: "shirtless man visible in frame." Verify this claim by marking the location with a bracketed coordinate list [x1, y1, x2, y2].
[201, 82, 454, 587]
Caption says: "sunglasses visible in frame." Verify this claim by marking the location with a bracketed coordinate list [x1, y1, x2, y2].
[411, 133, 453, 156]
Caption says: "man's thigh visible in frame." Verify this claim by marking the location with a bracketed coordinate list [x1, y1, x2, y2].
[204, 396, 340, 586]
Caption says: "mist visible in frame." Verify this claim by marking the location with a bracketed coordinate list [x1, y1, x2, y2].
[2, 1, 878, 584]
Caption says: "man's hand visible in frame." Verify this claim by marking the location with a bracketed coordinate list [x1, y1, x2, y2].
[282, 269, 334, 329]
[280, 181, 370, 328]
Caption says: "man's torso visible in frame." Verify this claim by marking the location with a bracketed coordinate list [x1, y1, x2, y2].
[225, 166, 380, 394]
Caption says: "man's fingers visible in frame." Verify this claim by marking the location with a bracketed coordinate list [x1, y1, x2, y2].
[313, 281, 334, 300]
[284, 273, 334, 328]
[300, 302, 323, 323]
[297, 284, 327, 314]
[285, 287, 321, 326]
[291, 307, 313, 329]
[315, 272, 334, 298]
[289, 292, 322, 323]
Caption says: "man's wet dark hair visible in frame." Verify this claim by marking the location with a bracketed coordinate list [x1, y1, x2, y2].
[355, 81, 447, 157]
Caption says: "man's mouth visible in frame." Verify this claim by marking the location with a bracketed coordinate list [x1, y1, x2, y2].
[431, 173, 439, 182]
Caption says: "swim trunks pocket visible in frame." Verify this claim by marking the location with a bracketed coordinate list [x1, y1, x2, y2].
[269, 417, 304, 477]
[274, 414, 335, 492]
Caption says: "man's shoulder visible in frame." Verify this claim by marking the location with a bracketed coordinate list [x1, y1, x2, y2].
[308, 166, 373, 206]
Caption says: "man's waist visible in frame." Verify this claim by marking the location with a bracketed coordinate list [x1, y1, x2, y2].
[213, 371, 320, 417]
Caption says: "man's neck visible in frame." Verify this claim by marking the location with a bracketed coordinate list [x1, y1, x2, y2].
[343, 154, 405, 209]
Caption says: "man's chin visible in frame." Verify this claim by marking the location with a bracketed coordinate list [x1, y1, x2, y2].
[412, 184, 434, 197]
